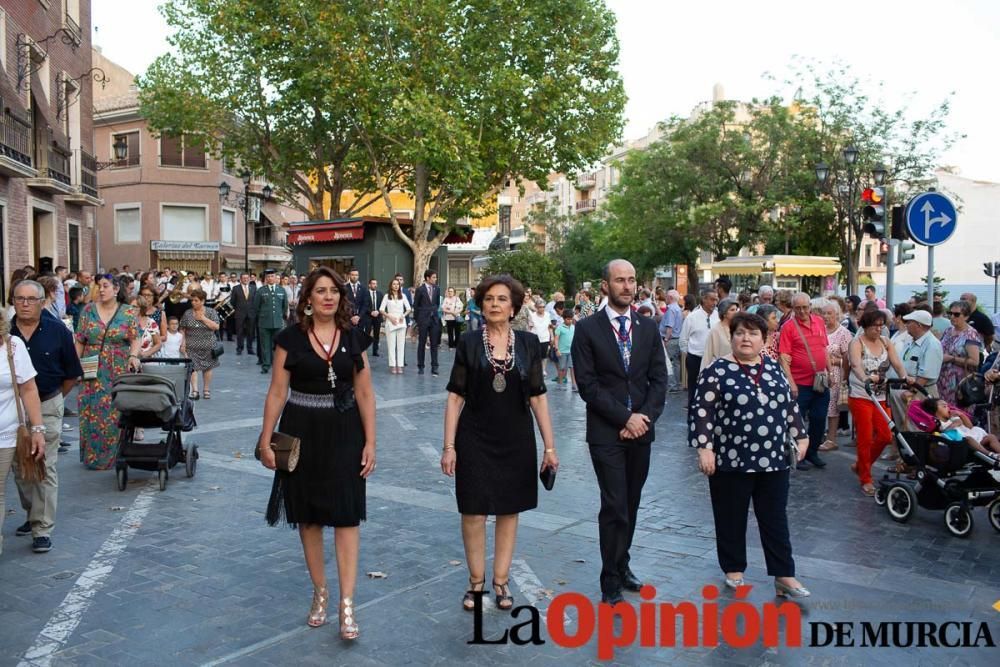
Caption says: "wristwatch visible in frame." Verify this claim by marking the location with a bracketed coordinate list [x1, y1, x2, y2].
[30, 425, 47, 434]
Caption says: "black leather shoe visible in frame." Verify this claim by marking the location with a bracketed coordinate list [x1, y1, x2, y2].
[622, 570, 643, 592]
[236, 349, 242, 356]
[807, 455, 827, 469]
[601, 589, 625, 605]
[260, 367, 269, 374]
[796, 461, 812, 471]
[418, 369, 424, 375]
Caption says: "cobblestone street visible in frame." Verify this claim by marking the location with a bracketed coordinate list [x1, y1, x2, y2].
[2, 337, 999, 666]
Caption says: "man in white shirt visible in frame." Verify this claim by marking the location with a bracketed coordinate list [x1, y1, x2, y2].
[678, 289, 720, 410]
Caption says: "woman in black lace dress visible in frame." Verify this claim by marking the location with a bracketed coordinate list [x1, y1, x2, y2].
[258, 267, 375, 641]
[441, 275, 558, 612]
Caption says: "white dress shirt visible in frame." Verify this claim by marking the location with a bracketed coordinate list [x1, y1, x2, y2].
[679, 307, 720, 356]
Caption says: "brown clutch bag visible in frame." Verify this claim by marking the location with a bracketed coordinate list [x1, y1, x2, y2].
[254, 431, 301, 472]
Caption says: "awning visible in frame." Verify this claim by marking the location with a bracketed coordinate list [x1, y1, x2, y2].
[287, 220, 365, 245]
[711, 255, 842, 277]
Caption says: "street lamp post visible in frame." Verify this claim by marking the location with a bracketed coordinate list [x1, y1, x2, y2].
[219, 171, 273, 272]
[842, 145, 858, 295]
[815, 146, 861, 295]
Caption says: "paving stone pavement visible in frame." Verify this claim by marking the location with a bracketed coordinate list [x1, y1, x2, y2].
[2, 336, 999, 666]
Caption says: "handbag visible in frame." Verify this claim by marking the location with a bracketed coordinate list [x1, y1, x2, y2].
[81, 304, 121, 380]
[791, 316, 828, 393]
[254, 430, 301, 472]
[539, 465, 556, 491]
[956, 372, 988, 407]
[210, 340, 225, 359]
[6, 336, 45, 483]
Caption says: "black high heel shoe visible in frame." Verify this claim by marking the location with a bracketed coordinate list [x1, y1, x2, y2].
[463, 578, 485, 611]
[493, 579, 513, 611]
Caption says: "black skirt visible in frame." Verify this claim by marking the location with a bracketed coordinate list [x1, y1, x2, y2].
[266, 390, 366, 527]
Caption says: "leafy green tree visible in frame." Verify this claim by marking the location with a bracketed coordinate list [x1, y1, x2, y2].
[355, 0, 626, 286]
[138, 0, 394, 220]
[601, 62, 960, 294]
[779, 61, 963, 292]
[482, 246, 563, 295]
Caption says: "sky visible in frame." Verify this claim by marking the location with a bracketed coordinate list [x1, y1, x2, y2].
[93, 0, 1000, 182]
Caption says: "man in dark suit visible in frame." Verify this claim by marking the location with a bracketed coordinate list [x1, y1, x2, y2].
[571, 259, 668, 604]
[357, 277, 384, 357]
[230, 272, 256, 355]
[411, 268, 442, 375]
[346, 267, 363, 327]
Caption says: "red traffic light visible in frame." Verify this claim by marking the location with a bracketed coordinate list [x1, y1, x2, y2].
[861, 187, 884, 203]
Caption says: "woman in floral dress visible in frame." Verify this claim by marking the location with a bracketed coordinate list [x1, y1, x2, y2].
[820, 300, 852, 451]
[938, 300, 983, 406]
[74, 275, 140, 470]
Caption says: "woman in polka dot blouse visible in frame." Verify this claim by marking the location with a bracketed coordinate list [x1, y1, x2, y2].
[690, 311, 813, 599]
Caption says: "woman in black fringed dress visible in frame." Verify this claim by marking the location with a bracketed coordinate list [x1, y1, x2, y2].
[258, 267, 375, 641]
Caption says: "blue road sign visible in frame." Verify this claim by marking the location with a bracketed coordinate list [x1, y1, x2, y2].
[905, 192, 957, 246]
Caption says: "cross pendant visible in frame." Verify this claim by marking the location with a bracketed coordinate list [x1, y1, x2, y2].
[328, 364, 337, 390]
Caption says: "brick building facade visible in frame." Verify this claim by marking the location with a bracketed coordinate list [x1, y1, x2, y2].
[0, 0, 100, 301]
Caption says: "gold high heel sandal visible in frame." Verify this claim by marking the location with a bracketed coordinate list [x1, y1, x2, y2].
[340, 597, 359, 640]
[307, 585, 329, 627]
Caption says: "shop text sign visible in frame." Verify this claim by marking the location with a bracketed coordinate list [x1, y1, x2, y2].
[151, 240, 221, 251]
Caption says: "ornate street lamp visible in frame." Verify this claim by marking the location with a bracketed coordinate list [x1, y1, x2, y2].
[813, 162, 829, 185]
[219, 171, 272, 271]
[843, 145, 859, 165]
[872, 163, 887, 186]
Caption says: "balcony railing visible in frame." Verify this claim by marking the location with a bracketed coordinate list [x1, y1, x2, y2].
[80, 150, 98, 197]
[0, 112, 33, 167]
[576, 173, 597, 189]
[47, 147, 72, 185]
[575, 199, 597, 213]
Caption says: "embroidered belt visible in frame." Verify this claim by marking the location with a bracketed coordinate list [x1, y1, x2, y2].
[287, 388, 356, 412]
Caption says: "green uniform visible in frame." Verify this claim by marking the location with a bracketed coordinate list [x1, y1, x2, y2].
[253, 284, 288, 371]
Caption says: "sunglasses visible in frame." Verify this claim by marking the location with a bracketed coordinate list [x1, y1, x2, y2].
[949, 312, 964, 317]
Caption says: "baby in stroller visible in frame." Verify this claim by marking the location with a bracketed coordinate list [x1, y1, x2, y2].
[916, 397, 1000, 461]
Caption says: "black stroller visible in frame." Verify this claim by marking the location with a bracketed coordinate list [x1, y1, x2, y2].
[110, 358, 198, 491]
[869, 380, 1000, 537]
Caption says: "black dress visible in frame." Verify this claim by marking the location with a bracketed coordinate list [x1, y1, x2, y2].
[447, 330, 547, 515]
[266, 325, 372, 527]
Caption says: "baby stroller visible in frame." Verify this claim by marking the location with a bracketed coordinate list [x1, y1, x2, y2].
[110, 358, 198, 491]
[870, 380, 1000, 537]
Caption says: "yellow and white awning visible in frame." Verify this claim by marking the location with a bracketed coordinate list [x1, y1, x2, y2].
[711, 255, 841, 277]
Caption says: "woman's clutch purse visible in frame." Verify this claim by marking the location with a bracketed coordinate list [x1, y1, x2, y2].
[254, 431, 301, 472]
[539, 466, 556, 491]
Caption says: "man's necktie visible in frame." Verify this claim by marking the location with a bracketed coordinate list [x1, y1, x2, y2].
[616, 315, 632, 409]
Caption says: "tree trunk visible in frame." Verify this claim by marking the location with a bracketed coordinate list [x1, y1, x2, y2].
[412, 244, 437, 290]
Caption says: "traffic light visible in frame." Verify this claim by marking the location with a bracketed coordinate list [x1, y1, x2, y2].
[985, 262, 1000, 278]
[878, 239, 889, 266]
[890, 205, 908, 240]
[896, 240, 916, 266]
[862, 187, 886, 236]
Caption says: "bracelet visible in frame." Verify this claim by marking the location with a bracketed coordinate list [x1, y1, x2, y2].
[443, 444, 455, 451]
[544, 448, 555, 453]
[30, 425, 47, 434]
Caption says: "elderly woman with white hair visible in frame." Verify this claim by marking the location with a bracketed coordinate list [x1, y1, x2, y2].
[818, 299, 851, 451]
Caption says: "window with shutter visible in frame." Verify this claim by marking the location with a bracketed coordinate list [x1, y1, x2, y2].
[184, 141, 206, 168]
[161, 134, 183, 166]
